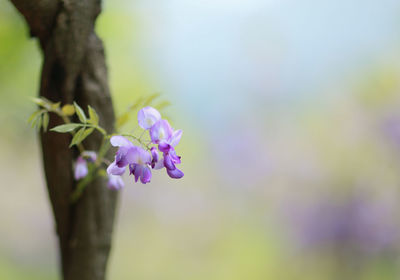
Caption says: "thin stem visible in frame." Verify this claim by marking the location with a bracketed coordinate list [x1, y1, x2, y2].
[96, 136, 111, 167]
[138, 129, 145, 140]
[70, 165, 96, 203]
[120, 133, 152, 150]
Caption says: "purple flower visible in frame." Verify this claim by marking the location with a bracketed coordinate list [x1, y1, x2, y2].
[163, 149, 181, 170]
[150, 146, 159, 168]
[138, 106, 161, 130]
[163, 149, 184, 179]
[156, 144, 184, 179]
[106, 161, 125, 176]
[74, 156, 88, 180]
[107, 135, 155, 184]
[129, 147, 152, 184]
[107, 174, 124, 190]
[107, 136, 137, 175]
[166, 166, 184, 179]
[150, 119, 173, 144]
[157, 129, 182, 151]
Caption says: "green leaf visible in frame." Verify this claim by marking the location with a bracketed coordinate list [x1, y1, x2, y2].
[69, 127, 94, 147]
[88, 105, 99, 125]
[31, 97, 46, 107]
[143, 93, 160, 106]
[80, 127, 95, 143]
[154, 100, 171, 111]
[28, 110, 42, 124]
[51, 102, 61, 110]
[116, 112, 130, 128]
[94, 126, 106, 135]
[73, 102, 87, 123]
[31, 112, 42, 129]
[51, 123, 82, 133]
[42, 112, 49, 131]
[70, 127, 85, 147]
[128, 97, 144, 111]
[35, 115, 42, 132]
[31, 117, 39, 128]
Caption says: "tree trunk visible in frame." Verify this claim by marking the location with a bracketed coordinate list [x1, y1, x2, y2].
[9, 1, 118, 279]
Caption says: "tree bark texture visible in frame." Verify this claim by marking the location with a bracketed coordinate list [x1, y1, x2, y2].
[9, 1, 118, 279]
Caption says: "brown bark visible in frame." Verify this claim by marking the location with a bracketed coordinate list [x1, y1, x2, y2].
[10, 1, 118, 279]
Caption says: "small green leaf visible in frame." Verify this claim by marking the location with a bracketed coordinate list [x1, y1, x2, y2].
[143, 93, 160, 106]
[31, 117, 38, 128]
[116, 112, 130, 128]
[73, 102, 87, 123]
[70, 127, 95, 147]
[70, 127, 85, 147]
[31, 97, 46, 107]
[95, 126, 106, 135]
[128, 97, 143, 111]
[31, 112, 42, 128]
[42, 112, 49, 132]
[80, 127, 95, 143]
[88, 105, 99, 125]
[62, 104, 75, 116]
[51, 102, 61, 110]
[28, 110, 42, 124]
[35, 115, 43, 132]
[51, 123, 83, 133]
[154, 100, 171, 111]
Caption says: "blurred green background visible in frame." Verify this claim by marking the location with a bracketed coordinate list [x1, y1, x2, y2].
[2, 0, 400, 279]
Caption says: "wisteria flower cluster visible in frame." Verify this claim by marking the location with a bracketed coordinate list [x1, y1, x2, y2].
[106, 107, 184, 187]
[29, 97, 183, 202]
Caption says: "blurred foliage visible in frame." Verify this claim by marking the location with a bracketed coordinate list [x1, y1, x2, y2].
[0, 2, 41, 143]
[0, 256, 54, 280]
[1, 1, 400, 280]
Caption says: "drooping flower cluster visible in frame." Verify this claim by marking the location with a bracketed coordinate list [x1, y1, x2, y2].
[106, 106, 184, 188]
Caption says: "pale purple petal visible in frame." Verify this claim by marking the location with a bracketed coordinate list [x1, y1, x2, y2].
[107, 161, 126, 176]
[150, 119, 173, 144]
[140, 165, 152, 184]
[137, 148, 152, 164]
[167, 167, 184, 179]
[125, 146, 142, 164]
[74, 156, 88, 180]
[169, 129, 182, 147]
[107, 175, 124, 190]
[116, 146, 140, 167]
[110, 135, 133, 147]
[137, 106, 161, 129]
[115, 146, 131, 167]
